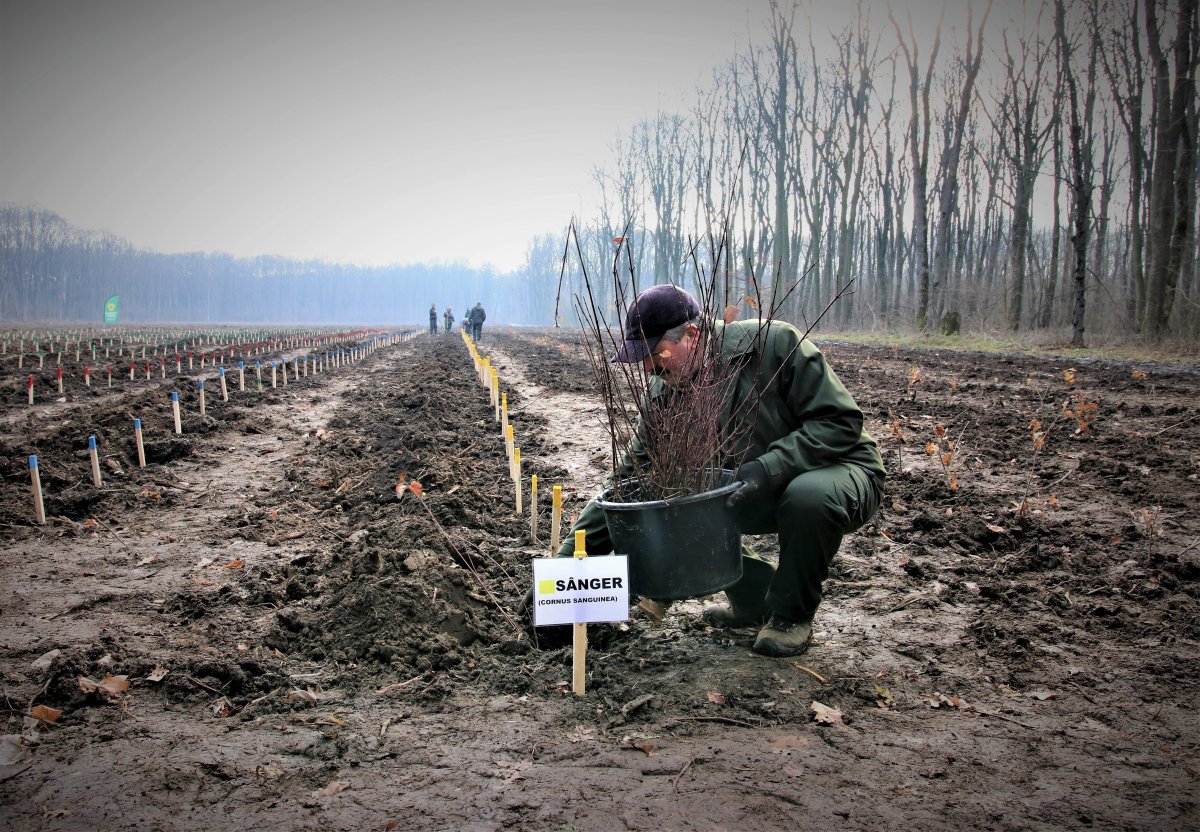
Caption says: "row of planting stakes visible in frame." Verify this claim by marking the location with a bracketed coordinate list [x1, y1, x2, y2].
[9, 325, 409, 402]
[23, 330, 415, 524]
[460, 329, 582, 692]
[460, 330, 563, 554]
[18, 339, 414, 404]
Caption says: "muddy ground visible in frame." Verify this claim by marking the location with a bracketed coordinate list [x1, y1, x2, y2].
[1, 326, 1197, 831]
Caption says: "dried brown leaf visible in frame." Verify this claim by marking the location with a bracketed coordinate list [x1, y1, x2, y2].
[29, 704, 62, 724]
[706, 691, 726, 705]
[810, 701, 844, 725]
[314, 780, 351, 798]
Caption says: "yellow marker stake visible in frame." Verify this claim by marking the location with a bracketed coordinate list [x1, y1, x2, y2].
[550, 485, 563, 555]
[505, 424, 514, 462]
[530, 474, 539, 541]
[513, 447, 522, 514]
[491, 369, 499, 414]
[501, 392, 508, 436]
[573, 529, 587, 695]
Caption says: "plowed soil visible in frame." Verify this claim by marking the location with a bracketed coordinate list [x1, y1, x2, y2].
[1, 327, 1197, 831]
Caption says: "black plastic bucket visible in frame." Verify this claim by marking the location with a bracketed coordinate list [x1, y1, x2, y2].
[596, 475, 743, 601]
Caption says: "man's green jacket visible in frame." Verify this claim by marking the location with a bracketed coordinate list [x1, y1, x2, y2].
[557, 319, 884, 557]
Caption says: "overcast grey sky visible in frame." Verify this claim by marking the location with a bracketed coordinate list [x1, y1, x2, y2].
[1, 0, 969, 272]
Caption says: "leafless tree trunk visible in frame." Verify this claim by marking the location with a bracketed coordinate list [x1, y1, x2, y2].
[890, 4, 943, 331]
[1055, 0, 1098, 346]
[1101, 0, 1151, 327]
[929, 0, 993, 330]
[1143, 0, 1200, 338]
[994, 13, 1054, 331]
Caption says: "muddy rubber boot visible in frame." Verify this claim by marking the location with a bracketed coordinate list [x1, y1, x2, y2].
[752, 614, 813, 657]
[701, 602, 769, 628]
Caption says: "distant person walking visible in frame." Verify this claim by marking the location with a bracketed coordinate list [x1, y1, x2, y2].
[443, 307, 454, 333]
[468, 302, 487, 341]
[429, 304, 438, 336]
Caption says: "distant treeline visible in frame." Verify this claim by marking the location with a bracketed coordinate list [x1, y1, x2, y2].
[0, 206, 558, 326]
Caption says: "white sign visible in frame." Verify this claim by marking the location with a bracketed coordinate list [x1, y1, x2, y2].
[532, 556, 630, 627]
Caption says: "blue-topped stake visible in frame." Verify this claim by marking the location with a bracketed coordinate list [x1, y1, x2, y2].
[133, 418, 146, 468]
[88, 434, 102, 488]
[29, 455, 46, 525]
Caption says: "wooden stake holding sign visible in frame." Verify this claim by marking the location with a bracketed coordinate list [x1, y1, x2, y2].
[573, 530, 587, 695]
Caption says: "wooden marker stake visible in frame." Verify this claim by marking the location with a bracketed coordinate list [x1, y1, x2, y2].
[56, 367, 63, 394]
[505, 424, 514, 462]
[219, 368, 228, 402]
[85, 367, 91, 387]
[501, 392, 508, 435]
[551, 485, 563, 555]
[198, 379, 206, 416]
[530, 474, 538, 541]
[29, 455, 46, 525]
[27, 374, 34, 405]
[172, 391, 182, 434]
[513, 447, 522, 514]
[134, 418, 146, 468]
[573, 529, 588, 695]
[88, 435, 102, 488]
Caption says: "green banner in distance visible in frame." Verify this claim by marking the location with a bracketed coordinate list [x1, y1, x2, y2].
[103, 295, 119, 324]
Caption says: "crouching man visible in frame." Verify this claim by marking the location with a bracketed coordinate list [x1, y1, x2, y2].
[558, 284, 884, 657]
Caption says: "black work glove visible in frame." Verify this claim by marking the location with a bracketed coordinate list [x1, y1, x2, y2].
[726, 459, 769, 509]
